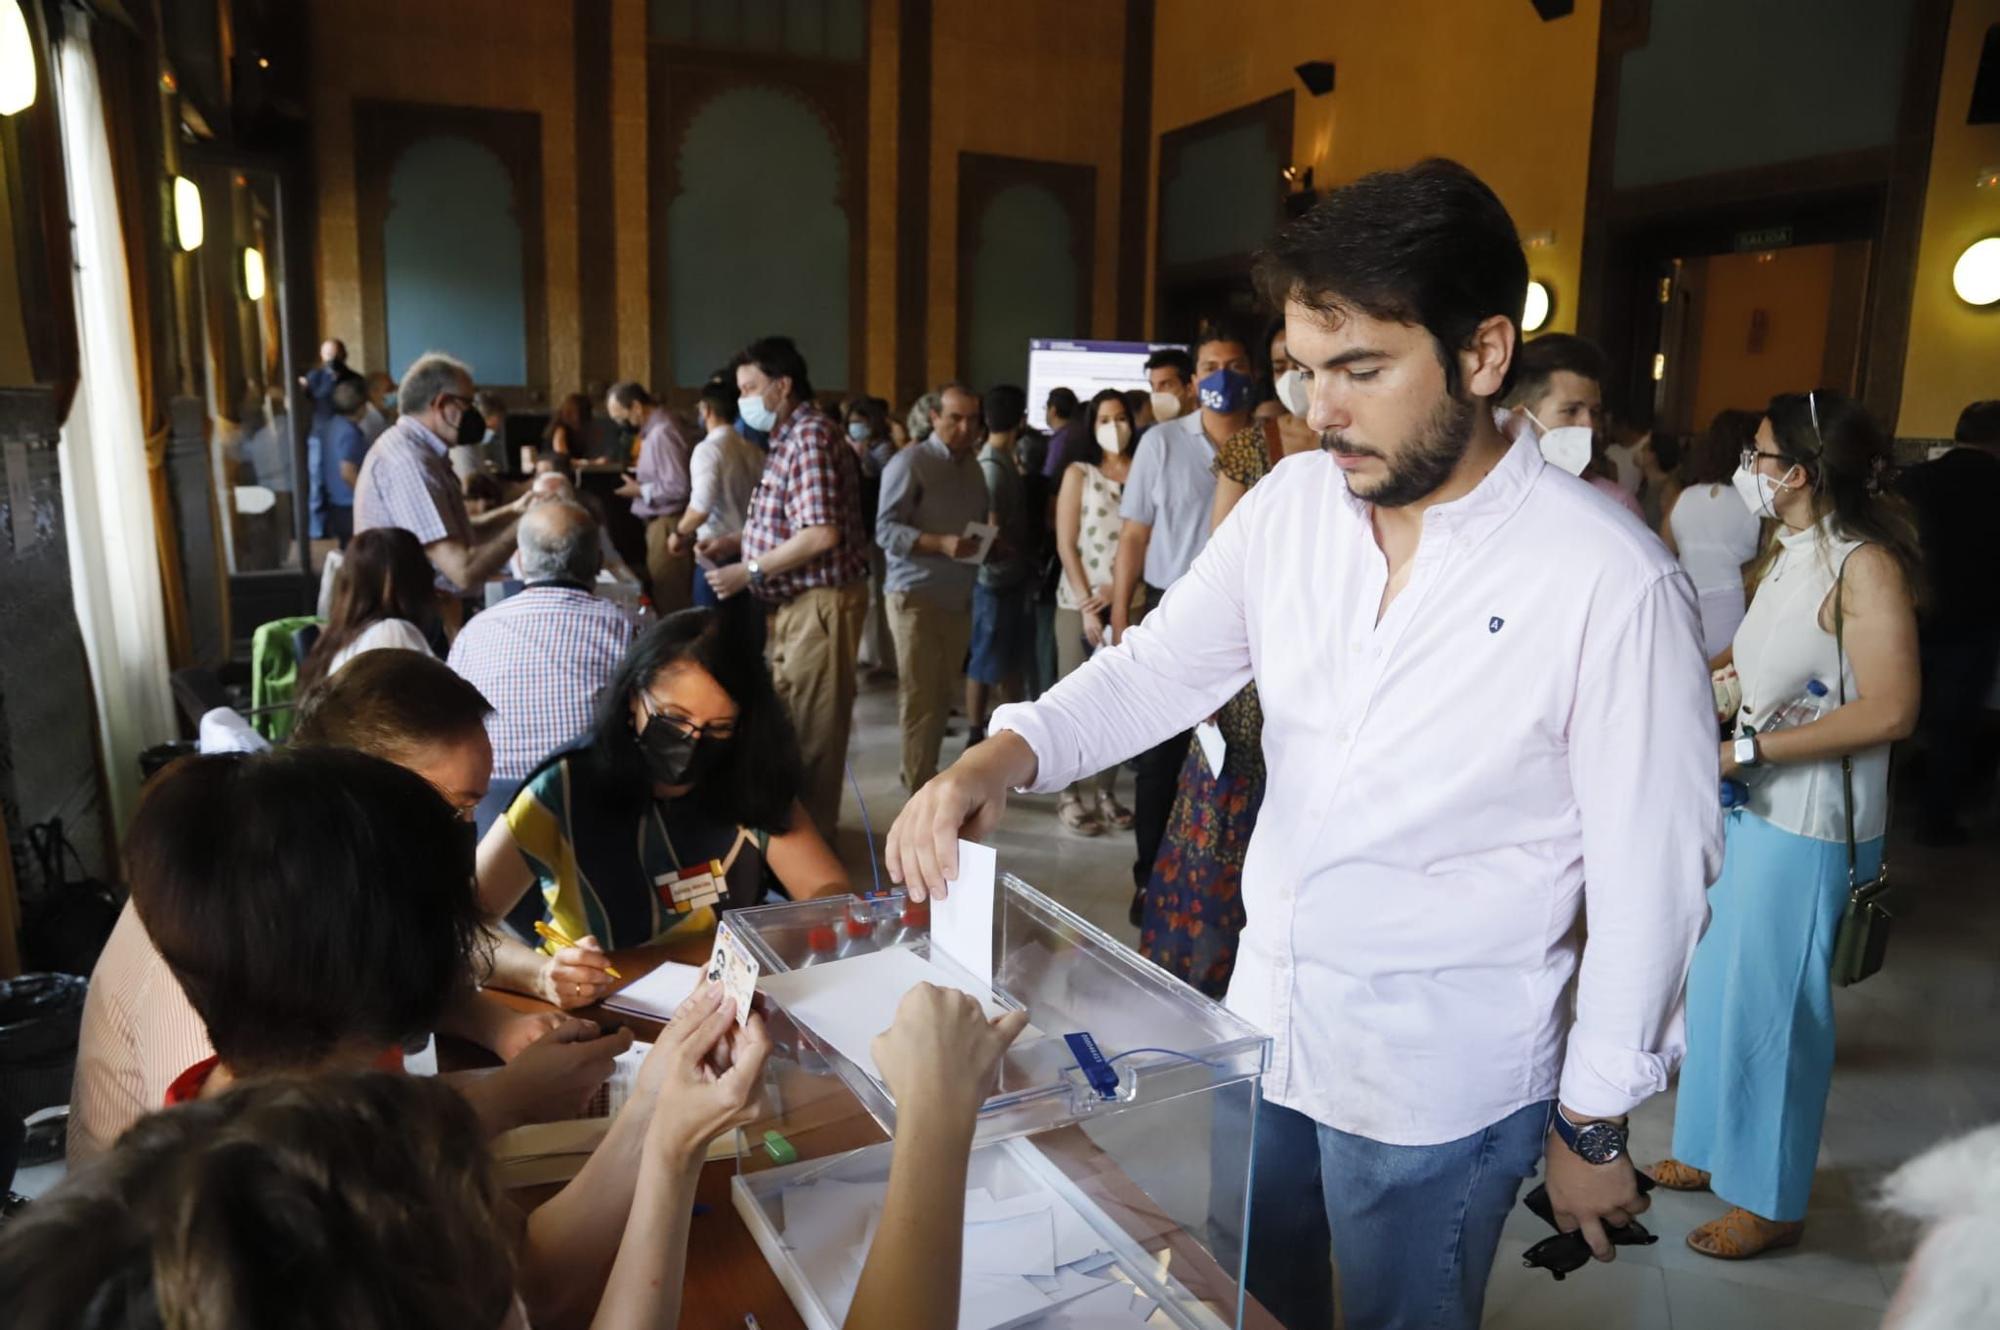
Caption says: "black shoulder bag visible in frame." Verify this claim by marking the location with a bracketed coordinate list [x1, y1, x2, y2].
[1829, 552, 1897, 987]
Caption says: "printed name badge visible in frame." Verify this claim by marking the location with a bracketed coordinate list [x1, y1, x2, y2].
[656, 858, 727, 914]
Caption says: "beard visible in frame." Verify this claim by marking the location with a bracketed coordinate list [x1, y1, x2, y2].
[1323, 389, 1480, 508]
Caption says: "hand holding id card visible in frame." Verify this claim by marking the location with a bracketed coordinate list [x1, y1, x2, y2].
[703, 922, 760, 1026]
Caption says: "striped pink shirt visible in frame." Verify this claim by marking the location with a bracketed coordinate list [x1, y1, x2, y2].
[67, 902, 213, 1164]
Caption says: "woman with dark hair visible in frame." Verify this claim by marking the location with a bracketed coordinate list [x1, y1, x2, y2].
[298, 526, 437, 689]
[1665, 409, 1766, 659]
[1047, 388, 1146, 835]
[544, 392, 593, 459]
[1651, 390, 1921, 1259]
[476, 609, 850, 1007]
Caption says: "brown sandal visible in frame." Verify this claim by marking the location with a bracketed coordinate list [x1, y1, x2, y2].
[1686, 1207, 1803, 1259]
[1645, 1158, 1712, 1191]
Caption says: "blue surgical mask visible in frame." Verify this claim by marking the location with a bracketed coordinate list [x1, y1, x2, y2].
[847, 420, 870, 442]
[738, 392, 778, 435]
[1196, 367, 1254, 415]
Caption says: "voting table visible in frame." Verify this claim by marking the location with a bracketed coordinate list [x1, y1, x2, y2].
[467, 875, 1279, 1330]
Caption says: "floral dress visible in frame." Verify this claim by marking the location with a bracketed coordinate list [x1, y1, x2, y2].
[1138, 425, 1274, 997]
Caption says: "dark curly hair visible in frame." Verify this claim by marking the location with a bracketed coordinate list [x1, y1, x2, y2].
[1254, 157, 1527, 400]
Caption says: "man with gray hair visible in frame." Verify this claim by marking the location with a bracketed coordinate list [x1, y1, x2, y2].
[447, 499, 637, 830]
[354, 350, 526, 593]
[877, 382, 992, 790]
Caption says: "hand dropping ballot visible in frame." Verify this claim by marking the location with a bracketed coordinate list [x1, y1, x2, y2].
[757, 840, 1004, 1087]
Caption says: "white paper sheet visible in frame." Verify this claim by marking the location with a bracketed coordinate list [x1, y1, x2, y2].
[934, 839, 996, 985]
[1194, 720, 1226, 775]
[962, 1209, 1055, 1278]
[957, 521, 999, 565]
[1034, 1281, 1157, 1327]
[959, 1273, 1053, 1330]
[965, 1190, 1108, 1268]
[599, 959, 703, 1021]
[758, 947, 1007, 1085]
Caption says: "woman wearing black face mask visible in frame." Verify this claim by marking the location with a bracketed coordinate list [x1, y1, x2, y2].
[474, 610, 851, 1008]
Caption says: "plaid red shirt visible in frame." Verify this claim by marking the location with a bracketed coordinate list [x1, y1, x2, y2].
[741, 400, 868, 602]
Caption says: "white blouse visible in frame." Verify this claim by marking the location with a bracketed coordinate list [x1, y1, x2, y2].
[1732, 519, 1888, 843]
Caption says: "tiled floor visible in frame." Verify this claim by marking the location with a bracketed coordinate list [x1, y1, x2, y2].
[834, 676, 2000, 1329]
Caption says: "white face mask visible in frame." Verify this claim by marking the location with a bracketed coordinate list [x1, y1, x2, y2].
[1094, 418, 1131, 455]
[1537, 425, 1594, 477]
[1149, 390, 1184, 423]
[1275, 369, 1309, 417]
[1522, 407, 1592, 477]
[1732, 464, 1784, 519]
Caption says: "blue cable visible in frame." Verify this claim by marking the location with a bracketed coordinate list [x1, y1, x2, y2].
[846, 759, 884, 896]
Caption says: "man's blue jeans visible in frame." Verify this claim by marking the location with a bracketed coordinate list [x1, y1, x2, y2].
[1238, 1096, 1551, 1330]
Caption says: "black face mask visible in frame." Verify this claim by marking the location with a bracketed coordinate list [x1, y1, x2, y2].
[453, 403, 488, 449]
[637, 717, 730, 788]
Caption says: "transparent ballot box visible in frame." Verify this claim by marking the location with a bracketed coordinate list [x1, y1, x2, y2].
[726, 876, 1274, 1330]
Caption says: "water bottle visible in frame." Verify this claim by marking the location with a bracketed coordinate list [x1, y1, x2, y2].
[797, 924, 839, 968]
[1768, 679, 1830, 732]
[835, 910, 878, 960]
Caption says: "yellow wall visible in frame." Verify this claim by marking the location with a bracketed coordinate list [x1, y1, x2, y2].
[865, 0, 902, 401]
[1148, 0, 1600, 337]
[1899, 0, 2000, 438]
[307, 0, 582, 394]
[1691, 245, 1837, 431]
[306, 0, 1127, 405]
[924, 0, 1127, 388]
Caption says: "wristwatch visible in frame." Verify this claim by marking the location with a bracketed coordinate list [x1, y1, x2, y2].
[1552, 1106, 1629, 1165]
[1733, 735, 1760, 768]
[746, 558, 764, 588]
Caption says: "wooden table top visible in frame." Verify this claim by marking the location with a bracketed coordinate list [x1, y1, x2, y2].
[463, 935, 1280, 1330]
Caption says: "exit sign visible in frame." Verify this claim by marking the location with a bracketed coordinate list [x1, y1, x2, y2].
[1734, 225, 1794, 252]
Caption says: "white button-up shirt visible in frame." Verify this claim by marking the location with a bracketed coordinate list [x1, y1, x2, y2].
[990, 418, 1720, 1145]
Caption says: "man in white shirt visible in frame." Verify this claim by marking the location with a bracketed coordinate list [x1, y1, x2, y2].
[885, 159, 1720, 1330]
[668, 382, 766, 581]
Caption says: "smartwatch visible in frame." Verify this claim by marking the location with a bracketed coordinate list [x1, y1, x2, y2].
[1552, 1106, 1628, 1165]
[1733, 735, 1759, 768]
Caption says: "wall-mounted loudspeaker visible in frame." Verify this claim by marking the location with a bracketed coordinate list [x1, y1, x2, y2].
[1294, 61, 1335, 97]
[1531, 0, 1575, 19]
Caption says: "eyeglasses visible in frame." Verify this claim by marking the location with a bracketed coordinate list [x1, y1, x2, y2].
[642, 699, 735, 743]
[1740, 447, 1790, 472]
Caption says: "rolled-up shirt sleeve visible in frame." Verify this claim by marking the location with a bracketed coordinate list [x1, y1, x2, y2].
[992, 475, 1258, 792]
[1118, 438, 1161, 525]
[1560, 569, 1721, 1118]
[875, 449, 923, 559]
[688, 441, 721, 517]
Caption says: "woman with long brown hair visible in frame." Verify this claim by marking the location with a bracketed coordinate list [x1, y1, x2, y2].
[544, 392, 593, 459]
[299, 527, 438, 689]
[1652, 390, 1922, 1259]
